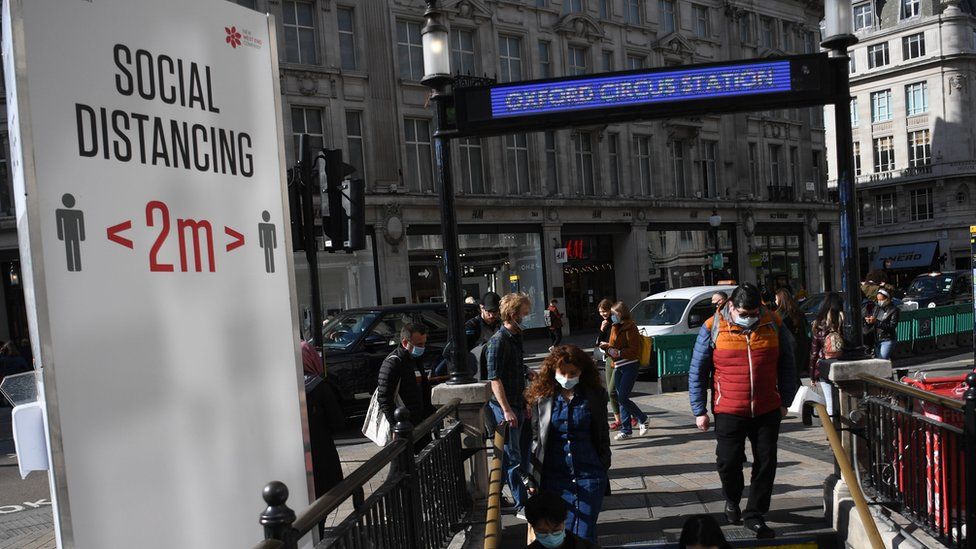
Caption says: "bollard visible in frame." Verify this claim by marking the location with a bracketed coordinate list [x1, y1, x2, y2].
[965, 373, 976, 549]
[259, 481, 297, 549]
[393, 406, 424, 548]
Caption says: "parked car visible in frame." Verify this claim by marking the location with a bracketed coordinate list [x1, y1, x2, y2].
[632, 285, 737, 338]
[902, 271, 974, 309]
[321, 303, 478, 419]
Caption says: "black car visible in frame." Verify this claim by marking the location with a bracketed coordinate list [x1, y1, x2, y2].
[902, 271, 974, 309]
[321, 303, 478, 418]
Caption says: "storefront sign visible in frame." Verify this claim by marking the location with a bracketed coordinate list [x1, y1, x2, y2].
[3, 1, 309, 547]
[565, 239, 587, 260]
[711, 253, 724, 269]
[554, 248, 568, 264]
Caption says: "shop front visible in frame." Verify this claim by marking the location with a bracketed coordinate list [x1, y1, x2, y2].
[751, 224, 806, 293]
[406, 225, 547, 329]
[646, 224, 738, 295]
[559, 232, 617, 331]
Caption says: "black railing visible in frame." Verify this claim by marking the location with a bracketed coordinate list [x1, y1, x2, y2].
[767, 185, 795, 202]
[859, 374, 976, 549]
[253, 399, 472, 549]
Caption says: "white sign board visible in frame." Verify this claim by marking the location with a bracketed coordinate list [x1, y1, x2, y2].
[554, 248, 568, 264]
[2, 0, 310, 547]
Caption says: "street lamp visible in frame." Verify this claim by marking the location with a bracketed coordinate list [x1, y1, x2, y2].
[421, 0, 475, 385]
[821, 0, 864, 351]
[708, 210, 722, 285]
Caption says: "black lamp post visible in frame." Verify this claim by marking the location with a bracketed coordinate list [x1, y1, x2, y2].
[822, 0, 863, 351]
[421, 0, 474, 385]
[708, 210, 722, 285]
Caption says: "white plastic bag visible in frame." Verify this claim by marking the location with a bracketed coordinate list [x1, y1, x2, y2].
[787, 384, 825, 415]
[361, 383, 403, 447]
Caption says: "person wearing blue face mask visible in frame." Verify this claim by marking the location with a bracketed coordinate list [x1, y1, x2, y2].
[525, 490, 601, 549]
[376, 322, 432, 433]
[523, 345, 611, 543]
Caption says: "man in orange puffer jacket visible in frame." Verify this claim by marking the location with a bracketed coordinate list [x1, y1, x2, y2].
[688, 283, 797, 540]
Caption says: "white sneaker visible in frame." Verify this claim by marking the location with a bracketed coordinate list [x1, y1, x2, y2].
[639, 420, 650, 436]
[614, 432, 632, 441]
[515, 509, 526, 521]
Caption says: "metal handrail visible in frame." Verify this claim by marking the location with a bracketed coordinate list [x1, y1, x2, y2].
[483, 423, 508, 549]
[412, 398, 462, 443]
[859, 374, 965, 412]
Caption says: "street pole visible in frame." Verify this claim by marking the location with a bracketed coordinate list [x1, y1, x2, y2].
[298, 134, 324, 350]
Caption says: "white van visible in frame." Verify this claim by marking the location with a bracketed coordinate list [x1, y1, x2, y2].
[632, 285, 737, 337]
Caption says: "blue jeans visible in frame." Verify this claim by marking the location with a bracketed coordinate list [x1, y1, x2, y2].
[875, 340, 894, 360]
[614, 363, 647, 435]
[488, 400, 530, 510]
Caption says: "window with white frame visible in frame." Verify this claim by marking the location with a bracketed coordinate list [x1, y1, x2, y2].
[660, 0, 675, 34]
[451, 29, 476, 76]
[867, 42, 889, 68]
[851, 97, 859, 126]
[564, 0, 583, 13]
[284, 1, 317, 64]
[404, 118, 433, 192]
[701, 140, 718, 197]
[291, 106, 324, 154]
[626, 0, 642, 24]
[396, 20, 424, 80]
[768, 144, 782, 186]
[748, 142, 760, 195]
[337, 7, 357, 71]
[908, 129, 931, 167]
[910, 188, 933, 221]
[568, 45, 588, 75]
[905, 82, 928, 115]
[538, 41, 552, 78]
[572, 131, 596, 195]
[901, 0, 920, 19]
[545, 131, 559, 195]
[739, 13, 753, 43]
[853, 3, 873, 31]
[875, 193, 896, 224]
[873, 136, 895, 172]
[608, 133, 621, 196]
[345, 110, 366, 181]
[506, 133, 531, 194]
[627, 54, 646, 70]
[853, 141, 862, 176]
[903, 33, 925, 60]
[458, 138, 485, 194]
[498, 35, 523, 83]
[634, 135, 653, 196]
[871, 89, 892, 122]
[759, 17, 775, 48]
[670, 139, 687, 196]
[693, 5, 709, 38]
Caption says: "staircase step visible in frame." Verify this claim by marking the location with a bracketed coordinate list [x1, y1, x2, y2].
[602, 532, 839, 549]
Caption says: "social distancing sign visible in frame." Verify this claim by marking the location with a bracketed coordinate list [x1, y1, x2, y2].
[3, 0, 310, 547]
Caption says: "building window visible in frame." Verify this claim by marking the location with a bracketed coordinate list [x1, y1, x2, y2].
[873, 136, 895, 172]
[853, 141, 862, 176]
[345, 111, 366, 180]
[572, 131, 596, 195]
[693, 5, 709, 38]
[768, 144, 782, 186]
[804, 30, 817, 53]
[608, 133, 621, 196]
[337, 7, 357, 71]
[626, 54, 646, 70]
[901, 0, 920, 19]
[235, 0, 258, 9]
[789, 146, 799, 189]
[876, 193, 896, 225]
[905, 81, 928, 115]
[404, 118, 433, 193]
[812, 150, 822, 190]
[669, 139, 687, 197]
[853, 2, 873, 31]
[700, 140, 718, 198]
[851, 98, 859, 126]
[867, 43, 889, 69]
[903, 33, 925, 60]
[397, 20, 425, 80]
[759, 17, 775, 48]
[538, 41, 552, 78]
[498, 35, 523, 83]
[908, 129, 931, 167]
[458, 138, 485, 194]
[564, 0, 583, 13]
[602, 51, 614, 71]
[545, 131, 559, 195]
[536, 0, 548, 6]
[739, 13, 753, 43]
[849, 54, 856, 73]
[600, 0, 610, 19]
[748, 142, 760, 196]
[782, 23, 794, 52]
[910, 188, 933, 221]
[291, 106, 324, 155]
[451, 29, 476, 76]
[659, 0, 675, 34]
[634, 135, 653, 196]
[626, 0, 642, 24]
[283, 1, 317, 64]
[506, 133, 531, 194]
[568, 45, 588, 75]
[871, 89, 892, 122]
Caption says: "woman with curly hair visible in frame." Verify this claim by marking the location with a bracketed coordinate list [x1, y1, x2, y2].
[523, 345, 611, 542]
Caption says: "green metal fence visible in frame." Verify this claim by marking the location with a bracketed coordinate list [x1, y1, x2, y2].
[653, 333, 698, 378]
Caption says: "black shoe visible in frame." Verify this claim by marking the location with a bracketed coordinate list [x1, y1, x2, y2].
[724, 501, 742, 525]
[745, 518, 776, 539]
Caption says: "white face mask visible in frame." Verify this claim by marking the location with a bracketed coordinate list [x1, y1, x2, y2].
[554, 373, 579, 390]
[733, 314, 759, 329]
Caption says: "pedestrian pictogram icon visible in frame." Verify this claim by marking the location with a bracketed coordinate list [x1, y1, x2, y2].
[258, 210, 277, 274]
[55, 193, 85, 272]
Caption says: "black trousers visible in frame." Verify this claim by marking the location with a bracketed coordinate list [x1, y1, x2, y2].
[714, 409, 782, 521]
[549, 328, 562, 346]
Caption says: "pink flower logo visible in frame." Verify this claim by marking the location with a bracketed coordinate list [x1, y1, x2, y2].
[225, 26, 242, 49]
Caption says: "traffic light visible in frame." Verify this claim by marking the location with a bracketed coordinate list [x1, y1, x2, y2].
[342, 178, 365, 251]
[318, 148, 364, 252]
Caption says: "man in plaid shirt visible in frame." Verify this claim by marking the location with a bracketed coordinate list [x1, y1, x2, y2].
[486, 292, 536, 519]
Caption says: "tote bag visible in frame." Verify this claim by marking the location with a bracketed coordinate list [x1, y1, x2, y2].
[362, 381, 402, 447]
